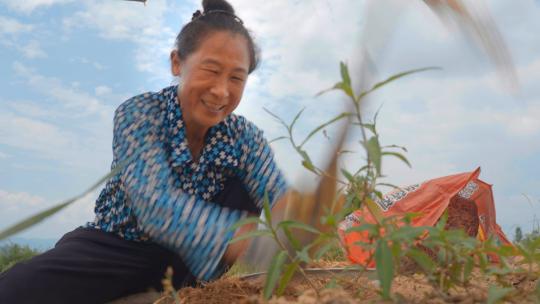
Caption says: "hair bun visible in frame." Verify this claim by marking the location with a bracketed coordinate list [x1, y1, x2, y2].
[202, 0, 235, 14]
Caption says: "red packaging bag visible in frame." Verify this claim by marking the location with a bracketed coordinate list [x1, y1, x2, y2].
[338, 167, 511, 267]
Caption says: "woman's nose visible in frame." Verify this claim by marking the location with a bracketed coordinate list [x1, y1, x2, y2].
[209, 77, 230, 99]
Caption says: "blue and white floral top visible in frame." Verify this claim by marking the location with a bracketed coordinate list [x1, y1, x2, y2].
[87, 85, 287, 281]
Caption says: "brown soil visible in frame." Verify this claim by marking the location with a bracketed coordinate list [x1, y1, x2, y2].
[444, 196, 479, 237]
[151, 198, 529, 304]
[152, 263, 539, 304]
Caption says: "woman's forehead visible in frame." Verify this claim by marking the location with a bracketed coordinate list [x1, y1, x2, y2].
[187, 31, 250, 70]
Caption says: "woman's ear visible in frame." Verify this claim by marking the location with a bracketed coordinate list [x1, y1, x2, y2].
[170, 50, 181, 76]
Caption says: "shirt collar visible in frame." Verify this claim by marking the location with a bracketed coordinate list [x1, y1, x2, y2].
[165, 86, 238, 170]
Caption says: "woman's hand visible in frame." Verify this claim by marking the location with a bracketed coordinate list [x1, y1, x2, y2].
[222, 215, 257, 265]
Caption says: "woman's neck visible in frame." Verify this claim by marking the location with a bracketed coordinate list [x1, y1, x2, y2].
[186, 126, 205, 161]
[183, 119, 208, 162]
[177, 94, 209, 162]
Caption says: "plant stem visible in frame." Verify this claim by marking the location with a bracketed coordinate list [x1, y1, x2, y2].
[271, 228, 320, 296]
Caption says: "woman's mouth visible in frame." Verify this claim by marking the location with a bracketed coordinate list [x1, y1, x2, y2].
[201, 99, 226, 113]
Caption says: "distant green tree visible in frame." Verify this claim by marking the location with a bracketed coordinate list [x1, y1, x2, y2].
[522, 229, 540, 244]
[514, 227, 523, 243]
[0, 243, 41, 273]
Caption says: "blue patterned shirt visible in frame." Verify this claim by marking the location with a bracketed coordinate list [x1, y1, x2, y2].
[87, 85, 288, 281]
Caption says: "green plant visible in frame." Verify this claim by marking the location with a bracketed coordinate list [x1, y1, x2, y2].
[0, 243, 41, 272]
[232, 62, 438, 300]
[229, 194, 323, 299]
[232, 60, 540, 302]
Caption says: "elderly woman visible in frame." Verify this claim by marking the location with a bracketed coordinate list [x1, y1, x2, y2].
[0, 0, 288, 303]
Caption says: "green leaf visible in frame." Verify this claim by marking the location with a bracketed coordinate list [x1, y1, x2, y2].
[301, 161, 316, 173]
[373, 104, 383, 127]
[229, 229, 272, 244]
[276, 262, 299, 296]
[228, 216, 265, 232]
[0, 201, 71, 241]
[353, 164, 369, 175]
[277, 220, 320, 234]
[365, 198, 384, 224]
[315, 82, 352, 99]
[340, 61, 351, 87]
[406, 248, 435, 273]
[336, 62, 355, 99]
[346, 223, 378, 234]
[298, 149, 317, 173]
[299, 112, 350, 148]
[264, 250, 288, 300]
[325, 278, 339, 289]
[341, 169, 355, 183]
[263, 107, 289, 130]
[376, 182, 400, 190]
[389, 226, 424, 241]
[487, 285, 514, 304]
[364, 136, 382, 176]
[436, 211, 448, 229]
[358, 67, 441, 100]
[382, 144, 408, 152]
[381, 151, 411, 168]
[360, 123, 376, 135]
[268, 136, 288, 144]
[0, 158, 126, 241]
[290, 107, 306, 131]
[375, 240, 394, 300]
[314, 242, 337, 260]
[296, 246, 311, 263]
[282, 226, 302, 251]
[463, 257, 474, 282]
[263, 192, 273, 227]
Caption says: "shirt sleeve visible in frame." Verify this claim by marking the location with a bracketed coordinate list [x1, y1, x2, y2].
[112, 106, 247, 281]
[237, 120, 288, 210]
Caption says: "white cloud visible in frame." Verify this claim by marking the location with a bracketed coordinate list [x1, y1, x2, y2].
[233, 0, 365, 99]
[0, 0, 73, 13]
[489, 103, 540, 137]
[13, 62, 113, 118]
[3, 64, 116, 169]
[0, 15, 33, 34]
[0, 189, 46, 211]
[69, 57, 107, 71]
[62, 0, 176, 84]
[21, 40, 47, 58]
[0, 16, 47, 59]
[0, 111, 75, 159]
[0, 151, 10, 159]
[94, 85, 112, 96]
[6, 101, 61, 119]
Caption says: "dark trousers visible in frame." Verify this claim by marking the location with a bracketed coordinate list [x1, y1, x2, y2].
[0, 178, 258, 304]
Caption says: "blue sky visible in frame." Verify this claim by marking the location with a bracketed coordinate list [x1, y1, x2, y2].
[0, 0, 539, 242]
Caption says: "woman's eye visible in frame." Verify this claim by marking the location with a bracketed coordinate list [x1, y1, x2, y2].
[231, 76, 244, 82]
[203, 68, 218, 74]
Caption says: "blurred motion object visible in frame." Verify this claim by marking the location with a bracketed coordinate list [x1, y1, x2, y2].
[123, 0, 147, 3]
[423, 0, 519, 91]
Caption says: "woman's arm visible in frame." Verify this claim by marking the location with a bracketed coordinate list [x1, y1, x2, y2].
[236, 120, 288, 211]
[220, 120, 290, 264]
[112, 106, 249, 281]
[222, 192, 290, 264]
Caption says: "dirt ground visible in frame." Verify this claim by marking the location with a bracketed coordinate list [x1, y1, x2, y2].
[151, 261, 539, 304]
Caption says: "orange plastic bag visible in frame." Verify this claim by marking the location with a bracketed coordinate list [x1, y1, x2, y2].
[338, 167, 511, 267]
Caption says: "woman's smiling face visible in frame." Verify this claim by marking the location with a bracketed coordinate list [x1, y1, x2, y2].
[172, 31, 250, 136]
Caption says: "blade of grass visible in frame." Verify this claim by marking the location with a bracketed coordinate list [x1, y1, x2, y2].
[0, 161, 125, 241]
[264, 250, 288, 299]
